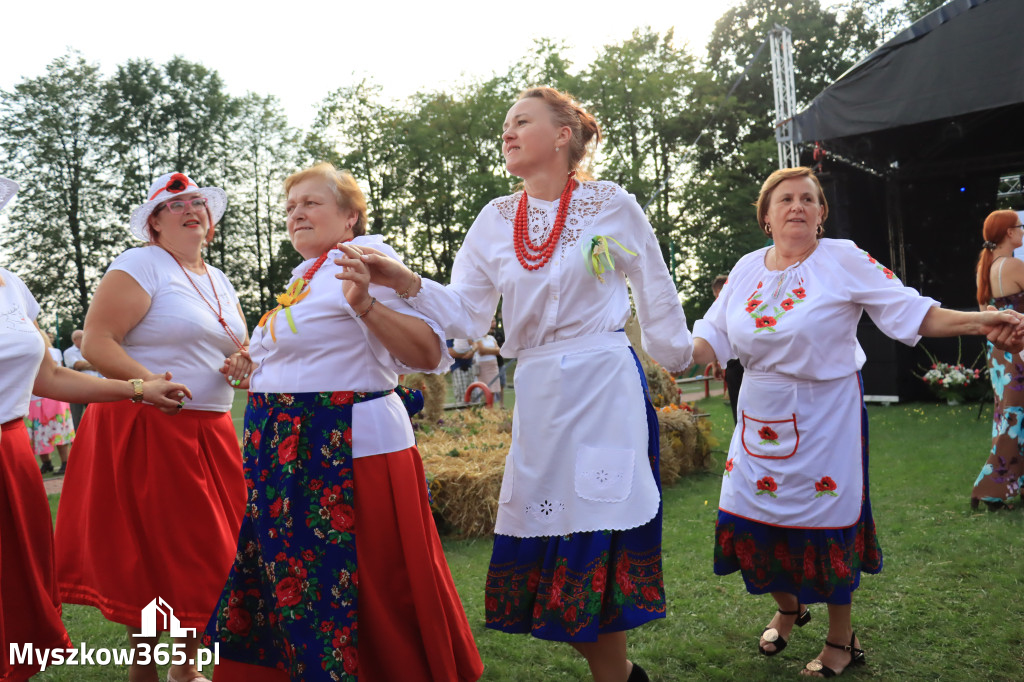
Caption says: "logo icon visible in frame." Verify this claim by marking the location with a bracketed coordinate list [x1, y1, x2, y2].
[134, 598, 196, 638]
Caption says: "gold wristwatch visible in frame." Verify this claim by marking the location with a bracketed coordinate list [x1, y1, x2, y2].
[129, 378, 144, 403]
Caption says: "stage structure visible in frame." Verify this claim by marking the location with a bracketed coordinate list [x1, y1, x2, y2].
[790, 0, 1024, 401]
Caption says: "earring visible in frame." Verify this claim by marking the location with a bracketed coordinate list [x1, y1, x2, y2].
[555, 146, 560, 152]
[816, 224, 823, 237]
[765, 223, 772, 236]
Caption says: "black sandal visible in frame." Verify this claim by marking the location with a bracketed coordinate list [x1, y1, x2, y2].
[758, 605, 811, 656]
[804, 632, 866, 677]
[626, 661, 649, 682]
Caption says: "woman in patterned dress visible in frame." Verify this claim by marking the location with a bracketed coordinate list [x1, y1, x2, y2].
[205, 163, 482, 682]
[690, 167, 1024, 678]
[972, 209, 1024, 509]
[345, 87, 693, 682]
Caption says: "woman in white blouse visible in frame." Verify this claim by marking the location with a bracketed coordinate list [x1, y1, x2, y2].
[206, 163, 482, 682]
[54, 172, 251, 682]
[690, 167, 1024, 678]
[347, 87, 692, 682]
[0, 176, 188, 682]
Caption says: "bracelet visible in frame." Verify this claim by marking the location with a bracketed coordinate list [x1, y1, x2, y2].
[356, 297, 377, 318]
[396, 273, 421, 299]
[129, 378, 144, 403]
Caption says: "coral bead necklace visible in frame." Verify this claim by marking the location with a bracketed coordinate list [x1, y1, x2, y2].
[513, 171, 576, 271]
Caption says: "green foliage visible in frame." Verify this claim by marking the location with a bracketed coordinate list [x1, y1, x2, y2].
[2, 2, 938, 328]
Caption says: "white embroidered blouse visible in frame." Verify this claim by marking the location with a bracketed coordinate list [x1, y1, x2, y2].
[408, 180, 693, 371]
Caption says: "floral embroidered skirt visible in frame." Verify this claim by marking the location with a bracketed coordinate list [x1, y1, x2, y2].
[972, 341, 1024, 508]
[484, 349, 665, 641]
[713, 398, 882, 605]
[25, 396, 74, 456]
[0, 419, 72, 682]
[205, 391, 482, 682]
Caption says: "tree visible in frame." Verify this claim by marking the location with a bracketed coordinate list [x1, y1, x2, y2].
[0, 51, 120, 324]
[228, 93, 303, 315]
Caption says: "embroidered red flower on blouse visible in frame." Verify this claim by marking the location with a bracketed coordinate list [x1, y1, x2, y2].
[758, 426, 778, 441]
[745, 299, 762, 313]
[882, 267, 894, 279]
[724, 458, 734, 473]
[792, 287, 807, 299]
[755, 316, 777, 329]
[781, 298, 795, 310]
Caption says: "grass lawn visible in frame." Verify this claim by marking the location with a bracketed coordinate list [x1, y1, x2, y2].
[39, 398, 1023, 681]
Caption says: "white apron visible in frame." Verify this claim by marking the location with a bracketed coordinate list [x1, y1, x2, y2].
[719, 370, 864, 529]
[494, 331, 660, 538]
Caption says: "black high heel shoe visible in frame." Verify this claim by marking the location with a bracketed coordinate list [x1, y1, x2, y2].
[626, 662, 649, 682]
[758, 605, 811, 656]
[804, 631, 865, 677]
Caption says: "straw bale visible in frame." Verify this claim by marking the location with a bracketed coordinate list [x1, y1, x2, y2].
[401, 372, 446, 423]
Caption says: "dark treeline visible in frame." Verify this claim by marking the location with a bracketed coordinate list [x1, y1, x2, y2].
[0, 0, 943, 338]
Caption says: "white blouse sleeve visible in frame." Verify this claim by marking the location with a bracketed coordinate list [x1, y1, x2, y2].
[835, 240, 938, 346]
[8, 272, 40, 321]
[406, 205, 502, 340]
[614, 192, 693, 371]
[354, 241, 454, 375]
[692, 278, 735, 367]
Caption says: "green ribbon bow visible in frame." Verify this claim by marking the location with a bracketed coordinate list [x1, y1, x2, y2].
[582, 235, 637, 283]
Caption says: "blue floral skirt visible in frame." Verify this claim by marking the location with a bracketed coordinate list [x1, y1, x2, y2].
[484, 349, 665, 641]
[713, 392, 882, 605]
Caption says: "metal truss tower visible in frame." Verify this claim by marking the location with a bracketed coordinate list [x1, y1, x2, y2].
[769, 25, 798, 169]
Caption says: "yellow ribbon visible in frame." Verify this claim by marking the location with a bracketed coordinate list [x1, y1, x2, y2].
[582, 235, 637, 283]
[257, 279, 312, 342]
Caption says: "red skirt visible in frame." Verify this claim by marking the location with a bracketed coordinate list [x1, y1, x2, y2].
[213, 447, 483, 682]
[54, 402, 246, 629]
[0, 419, 72, 682]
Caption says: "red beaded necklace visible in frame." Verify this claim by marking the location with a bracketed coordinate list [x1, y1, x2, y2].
[163, 248, 246, 352]
[513, 171, 577, 271]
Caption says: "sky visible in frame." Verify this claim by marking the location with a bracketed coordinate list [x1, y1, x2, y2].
[1, 0, 734, 130]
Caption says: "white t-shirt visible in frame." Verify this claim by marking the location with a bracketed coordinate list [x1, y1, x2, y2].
[475, 335, 499, 369]
[63, 345, 101, 377]
[248, 234, 451, 458]
[108, 246, 247, 412]
[0, 269, 45, 422]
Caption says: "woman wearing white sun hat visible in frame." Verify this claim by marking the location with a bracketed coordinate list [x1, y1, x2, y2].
[0, 175, 189, 682]
[54, 172, 250, 682]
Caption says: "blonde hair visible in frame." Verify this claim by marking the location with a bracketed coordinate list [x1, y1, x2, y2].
[755, 167, 829, 237]
[519, 87, 601, 180]
[284, 163, 368, 237]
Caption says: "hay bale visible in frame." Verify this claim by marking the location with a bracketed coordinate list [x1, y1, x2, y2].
[401, 372, 447, 423]
[417, 407, 509, 537]
[657, 405, 713, 486]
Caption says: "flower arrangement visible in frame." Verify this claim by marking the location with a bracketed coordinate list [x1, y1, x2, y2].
[917, 342, 987, 404]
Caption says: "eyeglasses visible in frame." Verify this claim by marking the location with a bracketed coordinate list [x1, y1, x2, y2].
[155, 197, 208, 215]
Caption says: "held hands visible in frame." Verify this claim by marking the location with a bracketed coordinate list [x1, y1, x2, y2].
[981, 306, 1024, 353]
[335, 242, 417, 294]
[333, 242, 374, 313]
[221, 349, 254, 389]
[141, 371, 193, 415]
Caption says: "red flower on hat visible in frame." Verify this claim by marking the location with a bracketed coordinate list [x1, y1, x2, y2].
[165, 173, 190, 194]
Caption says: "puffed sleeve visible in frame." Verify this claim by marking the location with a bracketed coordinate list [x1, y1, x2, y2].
[692, 277, 736, 366]
[405, 205, 502, 341]
[610, 190, 693, 371]
[833, 240, 938, 346]
[351, 237, 453, 375]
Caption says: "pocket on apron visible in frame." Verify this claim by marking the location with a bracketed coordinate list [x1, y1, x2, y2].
[575, 444, 635, 502]
[741, 412, 799, 459]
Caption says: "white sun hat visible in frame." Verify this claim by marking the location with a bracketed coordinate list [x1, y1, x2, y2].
[128, 171, 228, 241]
[0, 176, 20, 212]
